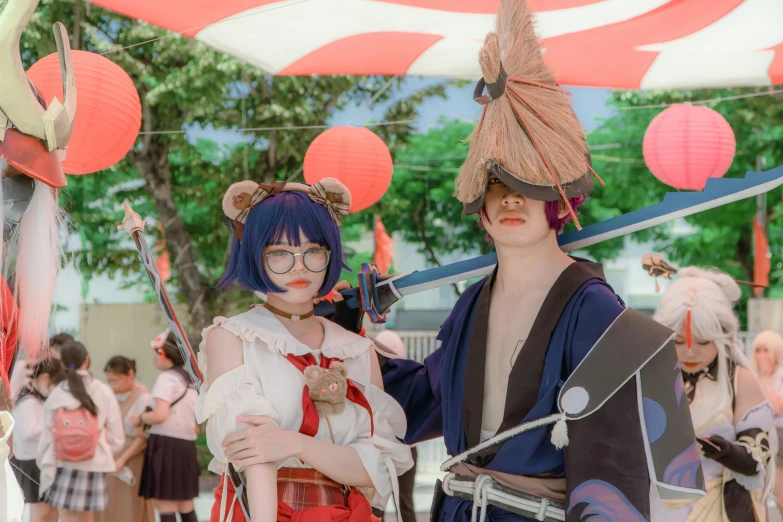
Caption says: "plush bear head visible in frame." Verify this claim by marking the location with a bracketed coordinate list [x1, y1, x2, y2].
[303, 361, 349, 417]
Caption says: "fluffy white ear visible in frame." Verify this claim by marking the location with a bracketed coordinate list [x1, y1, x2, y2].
[221, 181, 259, 221]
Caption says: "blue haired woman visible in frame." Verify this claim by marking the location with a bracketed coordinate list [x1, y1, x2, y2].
[195, 179, 413, 522]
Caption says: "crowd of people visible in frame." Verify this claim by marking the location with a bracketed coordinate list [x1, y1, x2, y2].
[8, 331, 200, 522]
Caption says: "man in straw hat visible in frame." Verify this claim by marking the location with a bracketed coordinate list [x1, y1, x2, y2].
[378, 1, 707, 520]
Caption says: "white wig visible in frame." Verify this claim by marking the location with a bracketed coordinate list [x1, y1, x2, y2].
[654, 267, 745, 426]
[655, 266, 776, 496]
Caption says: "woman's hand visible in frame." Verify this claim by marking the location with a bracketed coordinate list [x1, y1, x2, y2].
[114, 455, 127, 470]
[313, 280, 351, 304]
[223, 416, 303, 467]
[128, 414, 141, 428]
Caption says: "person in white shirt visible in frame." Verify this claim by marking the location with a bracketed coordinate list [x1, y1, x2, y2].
[9, 333, 73, 405]
[37, 342, 125, 522]
[752, 330, 783, 508]
[198, 180, 412, 522]
[10, 359, 64, 522]
[96, 356, 155, 522]
[130, 331, 198, 522]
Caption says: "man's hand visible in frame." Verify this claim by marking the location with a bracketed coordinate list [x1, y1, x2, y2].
[314, 280, 351, 304]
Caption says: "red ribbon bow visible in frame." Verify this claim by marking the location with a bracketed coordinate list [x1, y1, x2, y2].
[285, 353, 374, 437]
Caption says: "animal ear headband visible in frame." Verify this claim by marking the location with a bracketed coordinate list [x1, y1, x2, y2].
[222, 178, 351, 240]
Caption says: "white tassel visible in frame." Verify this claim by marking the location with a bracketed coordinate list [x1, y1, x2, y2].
[550, 413, 569, 449]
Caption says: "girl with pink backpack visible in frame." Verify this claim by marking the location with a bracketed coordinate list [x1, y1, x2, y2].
[37, 342, 125, 522]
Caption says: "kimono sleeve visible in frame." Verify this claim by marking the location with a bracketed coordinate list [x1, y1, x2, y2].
[382, 310, 455, 445]
[564, 285, 652, 522]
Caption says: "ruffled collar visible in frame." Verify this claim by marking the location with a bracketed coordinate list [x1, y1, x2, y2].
[222, 306, 372, 360]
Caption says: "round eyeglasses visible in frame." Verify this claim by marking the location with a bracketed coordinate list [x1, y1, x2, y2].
[263, 248, 331, 274]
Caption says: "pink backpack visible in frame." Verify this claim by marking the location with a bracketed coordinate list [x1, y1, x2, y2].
[52, 408, 100, 462]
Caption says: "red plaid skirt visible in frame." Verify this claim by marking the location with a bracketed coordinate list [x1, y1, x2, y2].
[210, 468, 381, 522]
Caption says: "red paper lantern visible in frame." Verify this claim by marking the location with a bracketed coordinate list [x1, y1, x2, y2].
[643, 104, 736, 191]
[27, 50, 142, 175]
[304, 127, 393, 212]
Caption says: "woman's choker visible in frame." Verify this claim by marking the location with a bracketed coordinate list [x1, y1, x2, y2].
[263, 303, 315, 322]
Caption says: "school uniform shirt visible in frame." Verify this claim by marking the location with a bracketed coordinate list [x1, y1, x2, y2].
[121, 388, 151, 438]
[36, 371, 125, 495]
[11, 391, 43, 460]
[148, 370, 197, 441]
[195, 306, 414, 511]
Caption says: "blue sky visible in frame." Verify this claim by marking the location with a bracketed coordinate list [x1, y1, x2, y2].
[189, 78, 616, 145]
[331, 77, 615, 132]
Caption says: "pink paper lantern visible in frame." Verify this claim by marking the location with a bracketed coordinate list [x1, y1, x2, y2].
[643, 104, 736, 191]
[304, 127, 393, 212]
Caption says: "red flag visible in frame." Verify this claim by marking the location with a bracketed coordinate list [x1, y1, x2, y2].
[373, 216, 394, 275]
[754, 216, 770, 296]
[156, 223, 171, 284]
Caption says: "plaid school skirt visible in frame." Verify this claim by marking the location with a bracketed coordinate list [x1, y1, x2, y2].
[44, 468, 108, 512]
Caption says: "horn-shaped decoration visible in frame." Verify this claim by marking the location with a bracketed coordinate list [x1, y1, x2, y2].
[0, 0, 76, 151]
[642, 252, 678, 293]
[222, 178, 352, 240]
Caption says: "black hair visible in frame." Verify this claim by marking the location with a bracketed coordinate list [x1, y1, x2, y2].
[28, 358, 65, 384]
[104, 356, 137, 376]
[60, 341, 98, 416]
[50, 333, 75, 350]
[162, 332, 185, 367]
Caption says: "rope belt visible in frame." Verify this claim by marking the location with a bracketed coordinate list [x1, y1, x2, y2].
[443, 473, 566, 522]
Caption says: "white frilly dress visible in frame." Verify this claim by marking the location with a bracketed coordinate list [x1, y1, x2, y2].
[195, 306, 413, 519]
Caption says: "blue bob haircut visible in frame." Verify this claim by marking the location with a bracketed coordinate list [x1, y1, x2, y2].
[219, 191, 346, 298]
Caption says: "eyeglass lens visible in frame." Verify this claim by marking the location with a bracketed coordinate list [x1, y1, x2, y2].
[266, 249, 330, 274]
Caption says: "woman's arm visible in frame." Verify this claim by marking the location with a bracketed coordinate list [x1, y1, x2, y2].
[246, 463, 278, 522]
[114, 436, 146, 469]
[139, 398, 170, 425]
[226, 416, 374, 488]
[207, 327, 278, 522]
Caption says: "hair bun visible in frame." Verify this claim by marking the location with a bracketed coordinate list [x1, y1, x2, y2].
[678, 267, 741, 303]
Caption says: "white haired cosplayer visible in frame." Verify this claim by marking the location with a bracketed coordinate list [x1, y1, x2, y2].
[655, 266, 777, 497]
[654, 267, 743, 428]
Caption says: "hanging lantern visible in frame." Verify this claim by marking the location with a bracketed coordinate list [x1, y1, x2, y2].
[304, 127, 393, 212]
[27, 50, 142, 175]
[643, 104, 736, 191]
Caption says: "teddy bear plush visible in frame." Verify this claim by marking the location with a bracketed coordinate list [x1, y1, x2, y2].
[303, 361, 349, 417]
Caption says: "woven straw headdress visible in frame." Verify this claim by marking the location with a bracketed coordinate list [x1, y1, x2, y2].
[455, 0, 602, 229]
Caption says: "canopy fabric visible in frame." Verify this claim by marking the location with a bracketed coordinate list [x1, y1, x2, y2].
[93, 0, 783, 89]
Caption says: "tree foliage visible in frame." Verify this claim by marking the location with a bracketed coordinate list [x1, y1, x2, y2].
[14, 1, 450, 331]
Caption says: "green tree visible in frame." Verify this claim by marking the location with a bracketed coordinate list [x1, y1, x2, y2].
[14, 2, 450, 331]
[583, 89, 783, 316]
[340, 119, 485, 295]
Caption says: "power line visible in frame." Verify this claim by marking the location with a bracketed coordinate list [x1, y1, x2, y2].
[617, 89, 783, 110]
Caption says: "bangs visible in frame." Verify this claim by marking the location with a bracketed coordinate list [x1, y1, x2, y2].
[219, 191, 345, 297]
[268, 193, 329, 248]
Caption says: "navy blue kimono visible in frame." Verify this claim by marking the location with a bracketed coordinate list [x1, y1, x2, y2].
[383, 260, 703, 522]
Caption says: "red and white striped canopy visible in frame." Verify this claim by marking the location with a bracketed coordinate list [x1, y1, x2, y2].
[94, 0, 783, 89]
